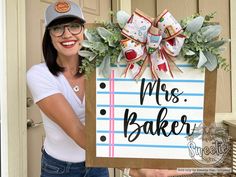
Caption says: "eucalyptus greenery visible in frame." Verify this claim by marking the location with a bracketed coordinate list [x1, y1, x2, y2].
[79, 11, 230, 77]
[79, 22, 124, 77]
[180, 12, 230, 71]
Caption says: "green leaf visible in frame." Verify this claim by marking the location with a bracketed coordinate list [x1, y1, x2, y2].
[204, 51, 218, 71]
[99, 55, 111, 78]
[116, 10, 130, 28]
[201, 25, 221, 41]
[107, 38, 116, 47]
[207, 39, 227, 48]
[186, 16, 204, 33]
[204, 12, 216, 21]
[185, 50, 195, 56]
[197, 50, 207, 68]
[78, 50, 97, 61]
[93, 42, 108, 53]
[84, 29, 101, 42]
[97, 27, 112, 40]
[81, 40, 93, 49]
[117, 51, 123, 63]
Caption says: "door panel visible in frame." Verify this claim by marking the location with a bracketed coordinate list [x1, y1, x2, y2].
[131, 0, 198, 20]
[131, 0, 156, 17]
[156, 0, 198, 19]
[80, 0, 112, 22]
[26, 1, 113, 177]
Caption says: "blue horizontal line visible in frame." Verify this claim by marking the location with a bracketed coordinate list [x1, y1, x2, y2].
[110, 64, 194, 68]
[97, 104, 203, 110]
[97, 78, 204, 83]
[96, 143, 188, 148]
[97, 91, 204, 96]
[176, 64, 195, 67]
[96, 117, 203, 123]
[96, 130, 188, 135]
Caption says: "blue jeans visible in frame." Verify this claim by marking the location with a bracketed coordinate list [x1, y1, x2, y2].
[41, 149, 109, 177]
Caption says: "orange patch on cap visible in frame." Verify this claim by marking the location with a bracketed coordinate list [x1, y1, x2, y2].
[55, 1, 71, 13]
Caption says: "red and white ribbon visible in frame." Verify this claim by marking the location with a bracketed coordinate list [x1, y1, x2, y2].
[120, 9, 185, 79]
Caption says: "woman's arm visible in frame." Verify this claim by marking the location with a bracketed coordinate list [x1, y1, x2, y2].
[37, 93, 86, 149]
[38, 93, 192, 177]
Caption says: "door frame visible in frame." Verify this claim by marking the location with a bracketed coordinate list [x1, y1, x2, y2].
[1, 0, 27, 177]
[1, 0, 235, 177]
[215, 0, 236, 121]
[112, 0, 131, 14]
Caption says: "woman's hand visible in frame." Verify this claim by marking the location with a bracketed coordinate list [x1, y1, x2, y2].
[129, 168, 191, 177]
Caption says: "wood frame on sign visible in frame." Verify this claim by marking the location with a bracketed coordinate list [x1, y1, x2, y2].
[85, 67, 217, 169]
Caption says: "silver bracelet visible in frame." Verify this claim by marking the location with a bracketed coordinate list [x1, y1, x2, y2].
[123, 168, 130, 177]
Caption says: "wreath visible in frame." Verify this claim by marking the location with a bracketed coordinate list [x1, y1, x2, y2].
[79, 9, 230, 79]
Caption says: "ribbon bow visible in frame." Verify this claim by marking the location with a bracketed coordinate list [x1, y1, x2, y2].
[120, 9, 185, 79]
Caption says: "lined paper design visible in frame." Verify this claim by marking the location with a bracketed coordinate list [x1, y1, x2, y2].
[96, 60, 205, 159]
[96, 117, 203, 122]
[109, 70, 115, 157]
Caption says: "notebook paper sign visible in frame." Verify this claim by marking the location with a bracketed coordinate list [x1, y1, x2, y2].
[96, 60, 204, 160]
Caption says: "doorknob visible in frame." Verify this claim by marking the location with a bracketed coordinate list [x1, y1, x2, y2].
[27, 97, 34, 107]
[27, 119, 43, 129]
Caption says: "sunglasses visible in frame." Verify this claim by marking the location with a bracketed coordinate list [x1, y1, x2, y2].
[48, 22, 84, 37]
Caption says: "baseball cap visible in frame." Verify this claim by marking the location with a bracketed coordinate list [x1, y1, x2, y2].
[45, 0, 86, 27]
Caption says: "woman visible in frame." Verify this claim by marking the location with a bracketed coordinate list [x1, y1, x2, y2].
[27, 0, 190, 177]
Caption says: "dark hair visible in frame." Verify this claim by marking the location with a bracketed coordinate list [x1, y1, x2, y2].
[42, 17, 85, 77]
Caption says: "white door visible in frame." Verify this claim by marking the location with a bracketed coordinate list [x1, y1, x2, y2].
[26, 1, 113, 177]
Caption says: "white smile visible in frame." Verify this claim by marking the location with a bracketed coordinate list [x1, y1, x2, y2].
[61, 41, 76, 46]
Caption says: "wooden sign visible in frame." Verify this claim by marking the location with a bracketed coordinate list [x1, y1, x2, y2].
[85, 59, 217, 169]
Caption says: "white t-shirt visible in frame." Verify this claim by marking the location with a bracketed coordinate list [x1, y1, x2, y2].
[27, 63, 85, 162]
